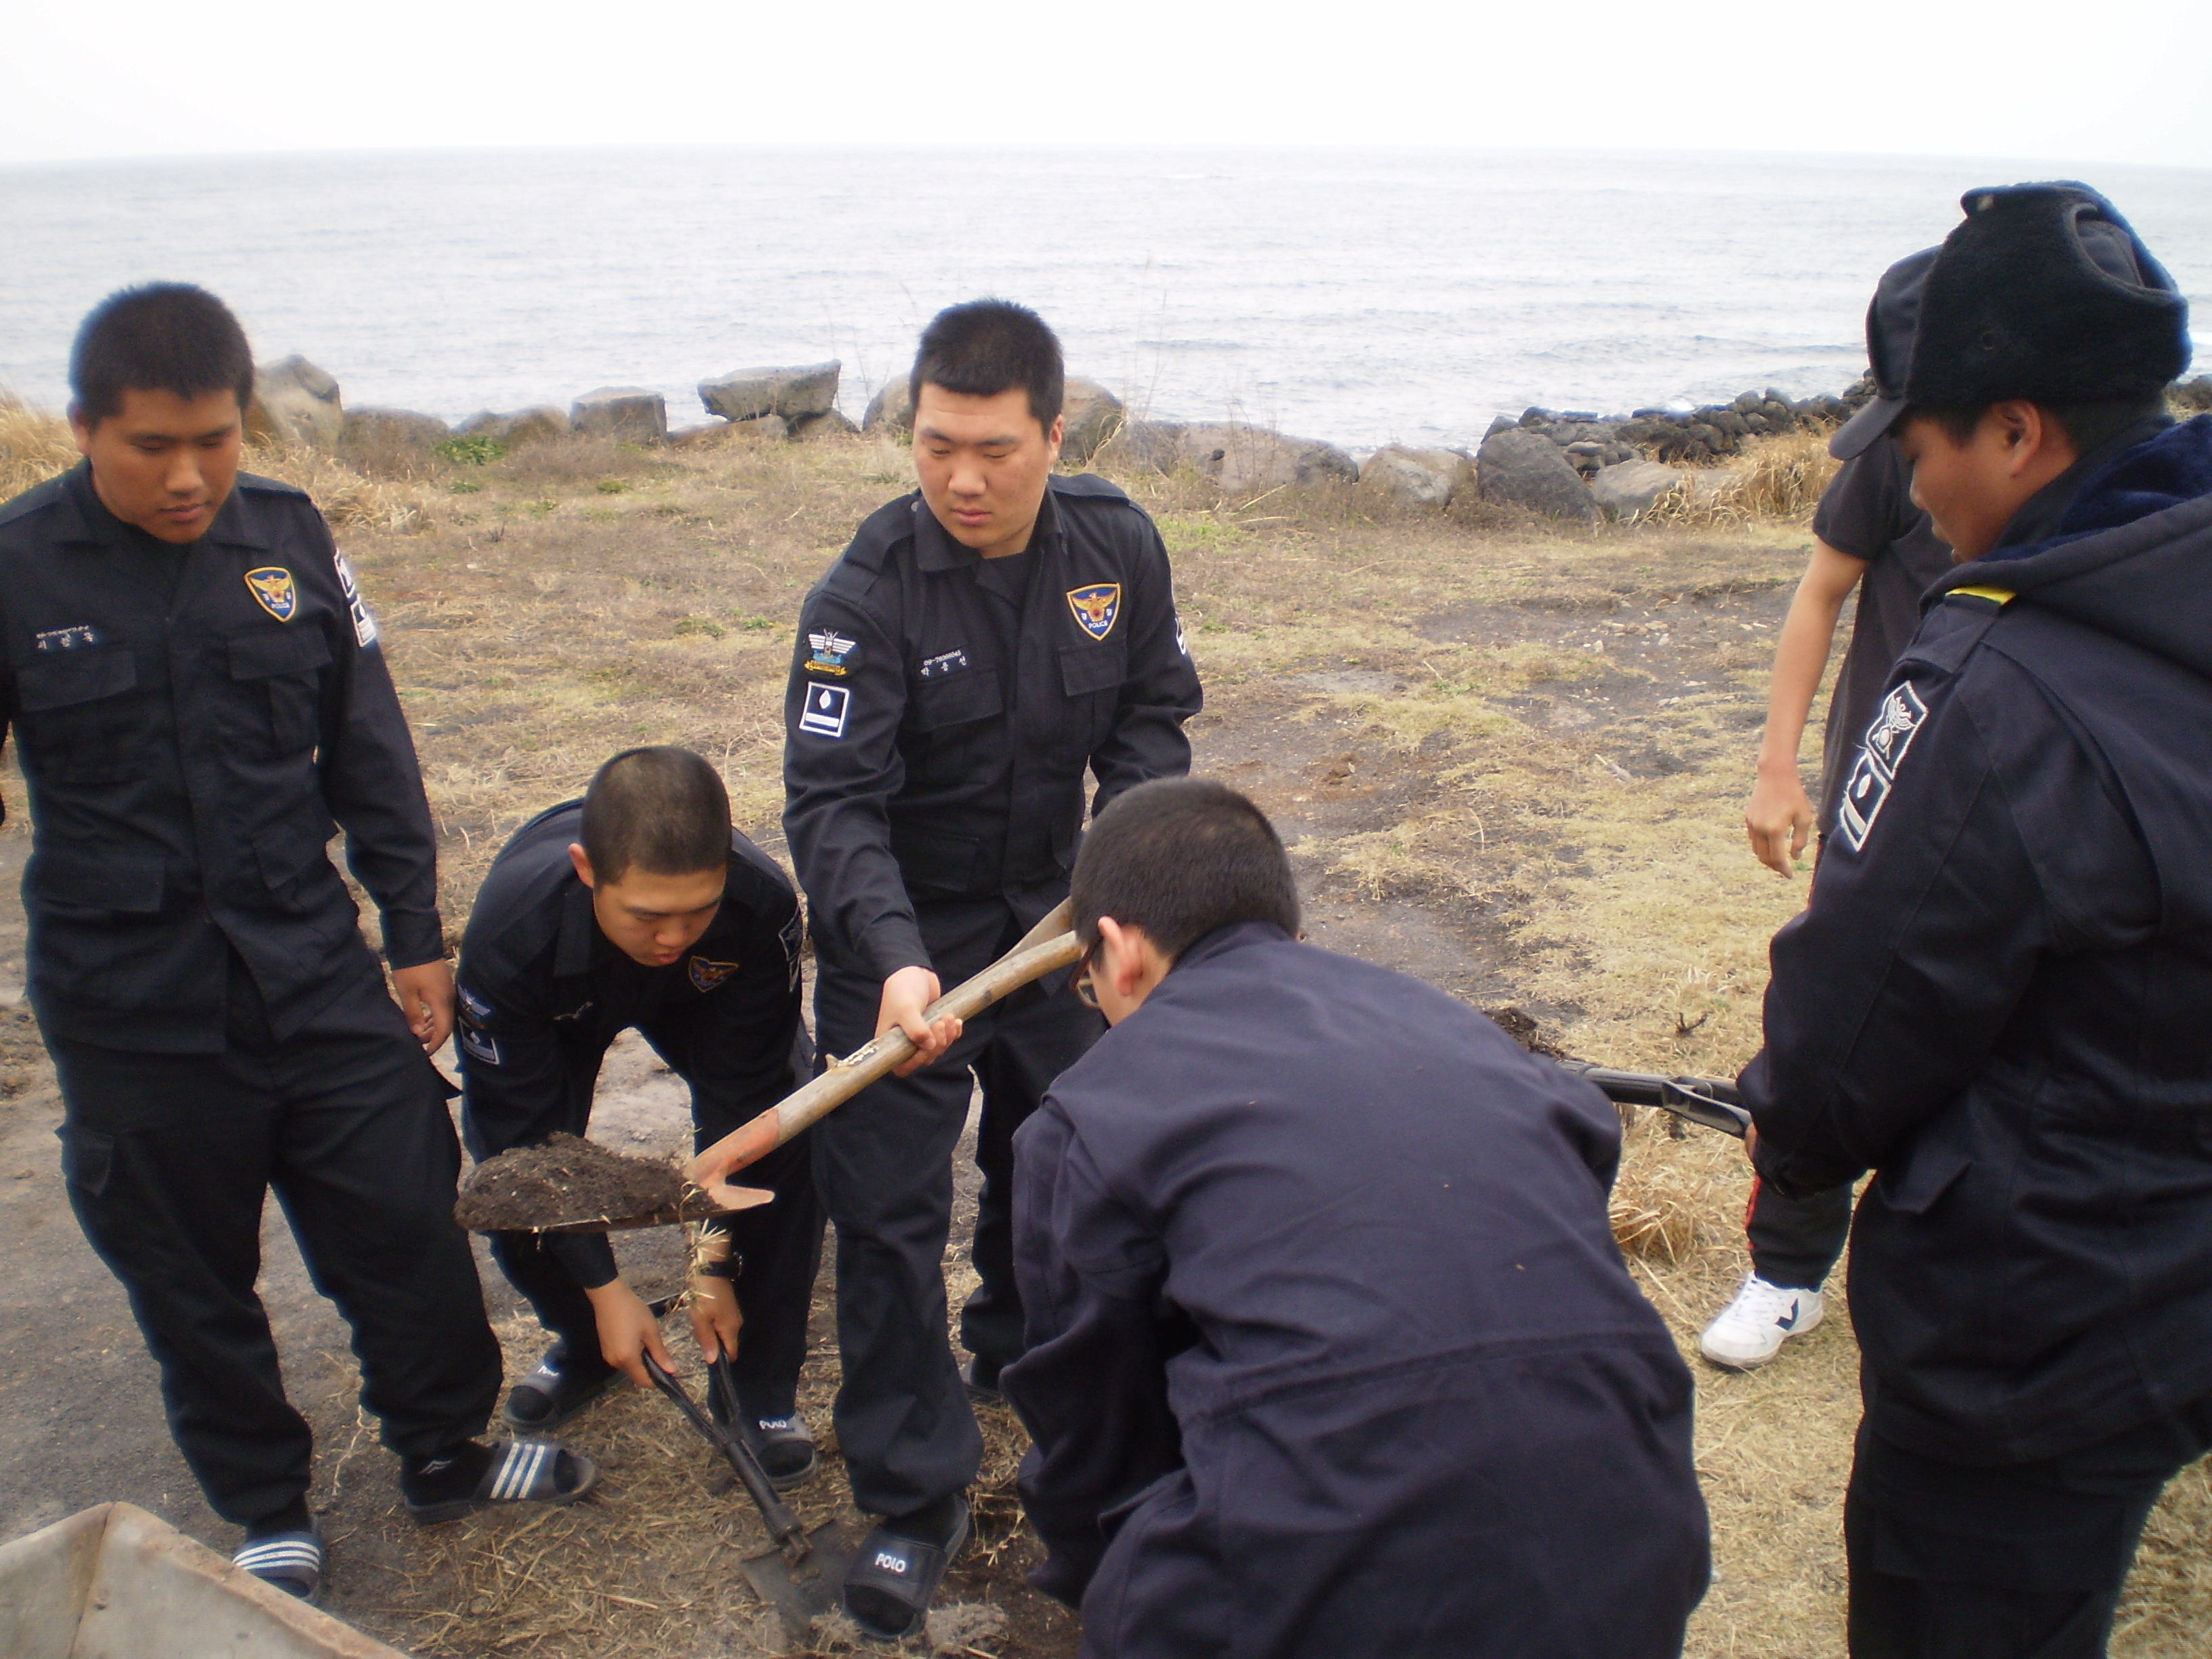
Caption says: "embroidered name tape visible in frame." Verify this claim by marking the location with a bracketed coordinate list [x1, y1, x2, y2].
[34, 625, 102, 652]
[919, 648, 969, 680]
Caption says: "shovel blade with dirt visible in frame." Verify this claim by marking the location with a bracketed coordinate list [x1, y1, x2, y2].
[455, 902, 1083, 1234]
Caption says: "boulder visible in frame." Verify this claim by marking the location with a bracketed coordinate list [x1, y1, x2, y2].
[1060, 378, 1125, 464]
[1170, 424, 1357, 495]
[698, 361, 840, 424]
[1120, 420, 1188, 472]
[571, 387, 668, 445]
[246, 356, 343, 449]
[455, 406, 570, 445]
[788, 409, 860, 443]
[863, 377, 914, 434]
[340, 407, 449, 453]
[1477, 429, 1598, 521]
[1359, 446, 1470, 509]
[1591, 459, 1685, 521]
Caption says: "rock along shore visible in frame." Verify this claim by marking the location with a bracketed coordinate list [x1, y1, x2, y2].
[258, 352, 2212, 525]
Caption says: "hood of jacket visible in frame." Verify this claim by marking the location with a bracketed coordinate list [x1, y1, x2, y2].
[1935, 414, 2212, 679]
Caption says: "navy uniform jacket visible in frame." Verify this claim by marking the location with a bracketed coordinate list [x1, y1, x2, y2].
[783, 476, 1202, 979]
[0, 464, 441, 1052]
[456, 800, 808, 1287]
[1745, 415, 2212, 1466]
[1005, 923, 1709, 1659]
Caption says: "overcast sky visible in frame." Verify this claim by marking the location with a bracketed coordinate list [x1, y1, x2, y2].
[6, 0, 2209, 171]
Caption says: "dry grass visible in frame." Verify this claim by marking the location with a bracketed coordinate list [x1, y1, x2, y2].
[0, 395, 79, 500]
[1647, 429, 1842, 528]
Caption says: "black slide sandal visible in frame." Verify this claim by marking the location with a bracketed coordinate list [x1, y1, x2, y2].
[842, 1496, 970, 1642]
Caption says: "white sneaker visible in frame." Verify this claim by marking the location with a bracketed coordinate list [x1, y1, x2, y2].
[1698, 1273, 1825, 1369]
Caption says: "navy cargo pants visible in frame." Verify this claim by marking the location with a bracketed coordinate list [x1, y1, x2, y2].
[811, 904, 1102, 1518]
[52, 966, 500, 1526]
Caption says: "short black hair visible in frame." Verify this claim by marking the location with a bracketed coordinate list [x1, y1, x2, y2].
[910, 299, 1063, 434]
[1908, 395, 2169, 455]
[1071, 778, 1300, 960]
[70, 283, 255, 428]
[579, 747, 731, 885]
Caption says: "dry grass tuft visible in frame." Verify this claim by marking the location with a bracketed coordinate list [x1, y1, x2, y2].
[1647, 430, 1840, 527]
[244, 439, 432, 533]
[0, 395, 77, 500]
[1609, 1111, 1719, 1264]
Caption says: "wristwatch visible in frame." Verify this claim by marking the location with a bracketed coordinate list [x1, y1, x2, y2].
[695, 1256, 742, 1282]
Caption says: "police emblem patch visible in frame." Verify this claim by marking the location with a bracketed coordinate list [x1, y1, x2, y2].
[457, 984, 493, 1022]
[1834, 680, 1929, 853]
[807, 630, 856, 677]
[689, 957, 741, 992]
[799, 683, 851, 739]
[245, 567, 298, 623]
[1067, 583, 1121, 640]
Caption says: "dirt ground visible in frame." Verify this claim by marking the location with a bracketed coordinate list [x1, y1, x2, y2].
[1, 423, 2208, 1656]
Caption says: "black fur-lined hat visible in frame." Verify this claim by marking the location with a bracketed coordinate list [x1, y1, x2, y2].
[1906, 182, 2188, 412]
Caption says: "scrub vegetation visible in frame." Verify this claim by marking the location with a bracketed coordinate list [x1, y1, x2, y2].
[1, 413, 2207, 1656]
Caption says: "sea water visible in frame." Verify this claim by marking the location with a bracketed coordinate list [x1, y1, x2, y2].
[2, 146, 2206, 453]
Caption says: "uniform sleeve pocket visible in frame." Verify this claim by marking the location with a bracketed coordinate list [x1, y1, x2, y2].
[16, 649, 137, 711]
[1059, 641, 1127, 697]
[28, 848, 165, 913]
[912, 668, 1002, 731]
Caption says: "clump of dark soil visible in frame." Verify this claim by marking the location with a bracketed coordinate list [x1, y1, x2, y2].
[456, 1132, 688, 1231]
[1485, 1004, 1570, 1059]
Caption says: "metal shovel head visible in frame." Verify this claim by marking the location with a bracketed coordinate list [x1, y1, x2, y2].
[741, 1522, 856, 1638]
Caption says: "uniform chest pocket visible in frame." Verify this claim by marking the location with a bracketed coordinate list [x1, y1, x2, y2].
[1056, 640, 1127, 759]
[911, 667, 1003, 732]
[228, 628, 332, 757]
[14, 648, 142, 783]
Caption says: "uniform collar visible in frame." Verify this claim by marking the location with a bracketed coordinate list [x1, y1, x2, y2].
[1170, 920, 1298, 976]
[554, 879, 600, 977]
[58, 461, 280, 556]
[909, 487, 1063, 573]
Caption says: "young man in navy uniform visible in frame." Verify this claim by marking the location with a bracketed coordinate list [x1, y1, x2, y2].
[1705, 249, 1957, 1371]
[456, 747, 823, 1482]
[1, 285, 591, 1601]
[1742, 184, 2212, 1656]
[783, 300, 1202, 1638]
[1006, 778, 1710, 1657]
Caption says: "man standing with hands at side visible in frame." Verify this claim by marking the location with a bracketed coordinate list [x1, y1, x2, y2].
[784, 300, 1202, 1639]
[1744, 183, 2212, 1656]
[1, 284, 592, 1604]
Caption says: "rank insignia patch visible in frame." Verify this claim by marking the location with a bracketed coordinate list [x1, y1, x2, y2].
[459, 1027, 502, 1067]
[245, 567, 298, 623]
[807, 630, 856, 676]
[1835, 680, 1929, 853]
[799, 683, 851, 739]
[689, 957, 741, 993]
[334, 551, 378, 647]
[1066, 583, 1121, 640]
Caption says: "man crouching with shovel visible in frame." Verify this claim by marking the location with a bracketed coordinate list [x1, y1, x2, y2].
[1002, 778, 1711, 1657]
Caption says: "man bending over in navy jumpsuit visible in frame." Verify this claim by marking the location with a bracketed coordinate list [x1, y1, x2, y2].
[1005, 777, 1711, 1658]
[457, 747, 824, 1483]
[784, 300, 1202, 1638]
[4, 285, 592, 1602]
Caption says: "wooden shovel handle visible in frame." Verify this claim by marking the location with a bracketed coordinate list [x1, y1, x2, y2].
[684, 901, 1081, 1195]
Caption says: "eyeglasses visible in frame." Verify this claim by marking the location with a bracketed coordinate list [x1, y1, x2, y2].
[1069, 939, 1101, 1010]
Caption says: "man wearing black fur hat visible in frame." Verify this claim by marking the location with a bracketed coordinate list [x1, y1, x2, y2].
[1741, 182, 2212, 1658]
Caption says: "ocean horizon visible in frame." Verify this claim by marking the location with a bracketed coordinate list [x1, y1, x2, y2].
[3, 145, 2207, 453]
